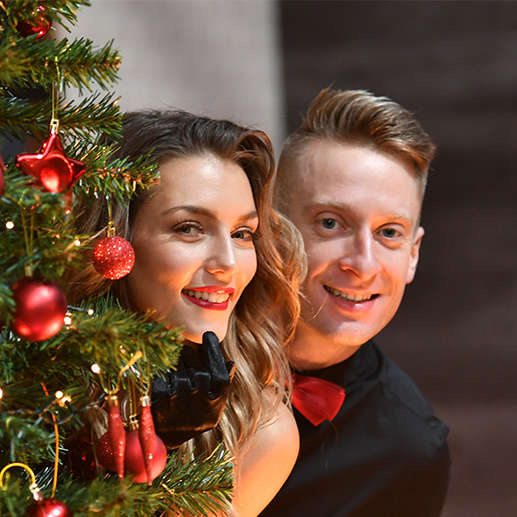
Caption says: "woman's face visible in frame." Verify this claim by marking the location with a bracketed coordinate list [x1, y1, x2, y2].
[127, 154, 258, 343]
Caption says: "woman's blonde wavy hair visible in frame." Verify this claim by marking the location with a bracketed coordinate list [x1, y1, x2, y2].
[67, 110, 305, 457]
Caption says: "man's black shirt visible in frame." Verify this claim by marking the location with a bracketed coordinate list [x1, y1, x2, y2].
[261, 341, 450, 517]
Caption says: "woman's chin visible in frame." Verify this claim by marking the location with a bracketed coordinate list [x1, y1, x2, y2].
[182, 327, 227, 345]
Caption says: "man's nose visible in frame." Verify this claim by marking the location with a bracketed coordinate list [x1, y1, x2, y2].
[205, 234, 236, 279]
[338, 229, 380, 280]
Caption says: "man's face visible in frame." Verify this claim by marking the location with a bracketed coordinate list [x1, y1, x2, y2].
[285, 139, 424, 367]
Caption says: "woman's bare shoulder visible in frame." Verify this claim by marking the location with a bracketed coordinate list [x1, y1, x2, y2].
[231, 400, 299, 517]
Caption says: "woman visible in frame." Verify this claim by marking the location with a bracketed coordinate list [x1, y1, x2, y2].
[68, 110, 304, 516]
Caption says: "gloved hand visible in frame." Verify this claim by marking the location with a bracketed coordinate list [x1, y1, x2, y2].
[151, 331, 235, 449]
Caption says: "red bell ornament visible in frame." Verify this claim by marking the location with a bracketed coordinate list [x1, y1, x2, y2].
[125, 429, 167, 484]
[16, 132, 85, 193]
[95, 425, 167, 483]
[107, 395, 126, 479]
[11, 278, 67, 342]
[16, 5, 52, 39]
[92, 236, 135, 280]
[139, 395, 161, 485]
[25, 497, 72, 517]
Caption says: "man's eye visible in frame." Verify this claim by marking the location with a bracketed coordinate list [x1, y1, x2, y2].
[321, 218, 338, 230]
[380, 227, 401, 239]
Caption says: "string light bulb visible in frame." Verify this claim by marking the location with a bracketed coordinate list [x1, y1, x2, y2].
[0, 386, 3, 400]
[57, 394, 71, 407]
[63, 311, 72, 326]
[5, 221, 14, 229]
[54, 390, 71, 407]
[91, 363, 101, 374]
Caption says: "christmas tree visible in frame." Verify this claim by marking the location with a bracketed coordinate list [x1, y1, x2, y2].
[0, 1, 233, 515]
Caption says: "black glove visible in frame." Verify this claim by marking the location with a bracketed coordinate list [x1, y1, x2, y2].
[151, 331, 235, 449]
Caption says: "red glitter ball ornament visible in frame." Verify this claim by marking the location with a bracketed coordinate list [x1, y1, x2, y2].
[95, 429, 167, 483]
[25, 497, 72, 517]
[92, 236, 135, 280]
[16, 132, 85, 193]
[11, 278, 67, 342]
[17, 5, 52, 39]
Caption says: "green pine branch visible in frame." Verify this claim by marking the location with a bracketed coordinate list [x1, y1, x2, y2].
[0, 445, 233, 517]
[0, 37, 121, 93]
[0, 166, 88, 283]
[1, 297, 183, 393]
[159, 444, 234, 516]
[0, 92, 121, 141]
[1, 0, 92, 34]
[73, 141, 159, 205]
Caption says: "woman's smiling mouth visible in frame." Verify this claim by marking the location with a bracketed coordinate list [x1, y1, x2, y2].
[182, 286, 235, 310]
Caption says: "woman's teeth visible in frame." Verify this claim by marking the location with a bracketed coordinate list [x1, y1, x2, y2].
[183, 289, 230, 303]
[324, 285, 374, 302]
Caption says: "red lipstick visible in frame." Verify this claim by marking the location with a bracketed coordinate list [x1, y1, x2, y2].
[186, 286, 235, 294]
[182, 286, 234, 311]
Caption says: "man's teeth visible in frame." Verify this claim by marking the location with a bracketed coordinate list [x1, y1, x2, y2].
[183, 289, 230, 303]
[324, 285, 374, 302]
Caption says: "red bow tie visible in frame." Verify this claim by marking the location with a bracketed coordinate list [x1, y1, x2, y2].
[291, 372, 346, 426]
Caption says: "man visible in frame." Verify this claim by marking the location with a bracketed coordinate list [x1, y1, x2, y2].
[261, 88, 450, 516]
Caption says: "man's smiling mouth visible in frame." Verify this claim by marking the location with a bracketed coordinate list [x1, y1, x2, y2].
[324, 285, 379, 302]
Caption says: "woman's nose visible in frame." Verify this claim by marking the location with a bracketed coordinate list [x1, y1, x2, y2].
[205, 234, 236, 279]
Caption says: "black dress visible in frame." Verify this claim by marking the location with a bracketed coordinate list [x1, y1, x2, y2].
[261, 341, 450, 517]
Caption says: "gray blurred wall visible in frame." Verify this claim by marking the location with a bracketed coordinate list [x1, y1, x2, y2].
[65, 0, 285, 152]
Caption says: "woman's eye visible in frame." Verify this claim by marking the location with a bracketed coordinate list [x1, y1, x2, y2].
[232, 228, 255, 242]
[321, 218, 339, 230]
[173, 222, 202, 237]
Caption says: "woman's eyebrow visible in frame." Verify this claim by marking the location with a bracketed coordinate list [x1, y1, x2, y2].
[162, 205, 213, 217]
[162, 205, 258, 222]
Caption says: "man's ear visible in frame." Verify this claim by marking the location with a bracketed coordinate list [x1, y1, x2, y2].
[406, 226, 424, 284]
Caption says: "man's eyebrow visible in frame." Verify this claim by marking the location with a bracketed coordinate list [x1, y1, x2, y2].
[162, 205, 258, 222]
[307, 202, 412, 223]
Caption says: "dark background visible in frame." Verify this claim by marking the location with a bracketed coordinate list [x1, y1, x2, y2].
[280, 1, 517, 516]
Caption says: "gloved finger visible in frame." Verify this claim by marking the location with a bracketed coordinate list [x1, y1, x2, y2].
[151, 374, 170, 398]
[169, 357, 193, 396]
[201, 331, 230, 385]
[225, 360, 236, 378]
[176, 375, 195, 397]
[192, 370, 211, 394]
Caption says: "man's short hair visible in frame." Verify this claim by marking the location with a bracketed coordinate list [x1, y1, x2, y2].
[275, 87, 436, 211]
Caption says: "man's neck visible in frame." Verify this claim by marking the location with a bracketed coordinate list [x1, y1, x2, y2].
[286, 323, 363, 371]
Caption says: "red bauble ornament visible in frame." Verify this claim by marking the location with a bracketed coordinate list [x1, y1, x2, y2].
[16, 132, 85, 193]
[0, 153, 5, 196]
[11, 278, 67, 341]
[17, 5, 52, 39]
[25, 498, 72, 517]
[95, 429, 167, 484]
[92, 236, 135, 280]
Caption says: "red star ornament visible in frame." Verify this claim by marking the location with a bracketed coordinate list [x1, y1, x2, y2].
[16, 133, 85, 193]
